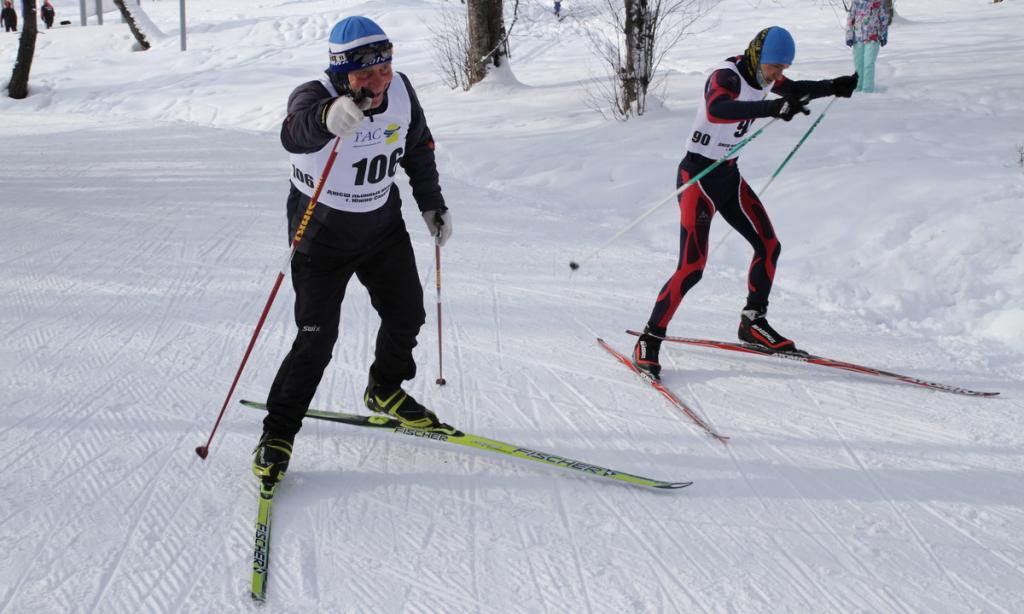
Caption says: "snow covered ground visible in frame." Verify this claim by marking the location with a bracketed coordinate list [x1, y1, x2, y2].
[2, 0, 1023, 612]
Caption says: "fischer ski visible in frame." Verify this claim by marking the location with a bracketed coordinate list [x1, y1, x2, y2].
[626, 330, 999, 398]
[597, 339, 729, 444]
[251, 479, 276, 602]
[241, 400, 691, 489]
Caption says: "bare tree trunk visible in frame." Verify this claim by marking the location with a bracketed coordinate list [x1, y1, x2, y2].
[618, 0, 634, 115]
[588, 0, 718, 120]
[636, 1, 659, 114]
[7, 0, 37, 99]
[113, 0, 150, 50]
[466, 0, 505, 86]
[619, 0, 663, 117]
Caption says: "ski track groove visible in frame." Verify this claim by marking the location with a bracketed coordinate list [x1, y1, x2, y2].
[156, 484, 246, 613]
[485, 384, 543, 433]
[460, 341, 647, 393]
[391, 543, 484, 613]
[710, 382, 908, 612]
[776, 388, 920, 612]
[85, 428, 198, 613]
[763, 442, 914, 614]
[140, 268, 204, 366]
[916, 501, 1024, 588]
[10, 408, 174, 610]
[680, 381, 727, 441]
[0, 403, 51, 447]
[0, 509, 63, 614]
[765, 532, 843, 609]
[617, 488, 716, 586]
[552, 485, 596, 614]
[768, 533, 851, 612]
[467, 468, 482, 610]
[0, 238, 51, 268]
[546, 369, 623, 436]
[523, 367, 602, 605]
[490, 275, 505, 372]
[708, 378, 770, 513]
[717, 419, 772, 512]
[801, 385, 1011, 610]
[939, 570, 1015, 614]
[526, 371, 597, 443]
[513, 520, 552, 614]
[589, 491, 710, 613]
[0, 376, 127, 483]
[300, 506, 322, 606]
[827, 417, 975, 611]
[48, 443, 118, 491]
[443, 270, 469, 409]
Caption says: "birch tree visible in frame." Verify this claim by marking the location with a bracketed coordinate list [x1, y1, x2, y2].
[590, 0, 718, 119]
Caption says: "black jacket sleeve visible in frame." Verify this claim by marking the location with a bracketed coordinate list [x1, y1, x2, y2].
[397, 73, 445, 213]
[772, 77, 835, 101]
[280, 81, 336, 154]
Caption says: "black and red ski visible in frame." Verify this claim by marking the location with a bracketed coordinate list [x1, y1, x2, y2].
[626, 330, 999, 398]
[597, 338, 729, 444]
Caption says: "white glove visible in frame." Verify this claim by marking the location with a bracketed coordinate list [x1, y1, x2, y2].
[324, 96, 365, 139]
[422, 209, 452, 247]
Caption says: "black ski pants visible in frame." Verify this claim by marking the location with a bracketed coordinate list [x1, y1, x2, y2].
[263, 227, 425, 438]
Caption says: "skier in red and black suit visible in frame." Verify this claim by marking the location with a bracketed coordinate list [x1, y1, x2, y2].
[632, 26, 858, 380]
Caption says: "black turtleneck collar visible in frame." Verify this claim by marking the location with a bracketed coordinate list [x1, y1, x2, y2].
[734, 55, 764, 90]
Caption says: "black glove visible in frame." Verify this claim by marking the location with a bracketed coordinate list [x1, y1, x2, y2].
[831, 73, 858, 98]
[769, 95, 810, 121]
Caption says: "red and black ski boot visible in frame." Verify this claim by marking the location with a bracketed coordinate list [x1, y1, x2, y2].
[738, 309, 798, 352]
[632, 324, 666, 380]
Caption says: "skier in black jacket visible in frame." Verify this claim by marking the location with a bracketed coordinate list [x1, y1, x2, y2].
[253, 16, 454, 483]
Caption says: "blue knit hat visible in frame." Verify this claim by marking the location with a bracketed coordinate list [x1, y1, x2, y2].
[327, 16, 393, 74]
[759, 26, 796, 65]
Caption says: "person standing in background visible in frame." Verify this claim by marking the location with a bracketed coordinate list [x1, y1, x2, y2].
[41, 1, 55, 29]
[846, 0, 893, 93]
[1, 1, 17, 33]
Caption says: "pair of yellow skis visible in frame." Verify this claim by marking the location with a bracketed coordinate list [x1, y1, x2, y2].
[244, 398, 691, 601]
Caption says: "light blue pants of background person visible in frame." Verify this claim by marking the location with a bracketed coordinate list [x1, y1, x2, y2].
[852, 42, 880, 93]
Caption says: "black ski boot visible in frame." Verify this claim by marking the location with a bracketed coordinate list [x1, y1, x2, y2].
[632, 324, 666, 380]
[364, 376, 456, 434]
[738, 309, 797, 352]
[252, 432, 293, 484]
